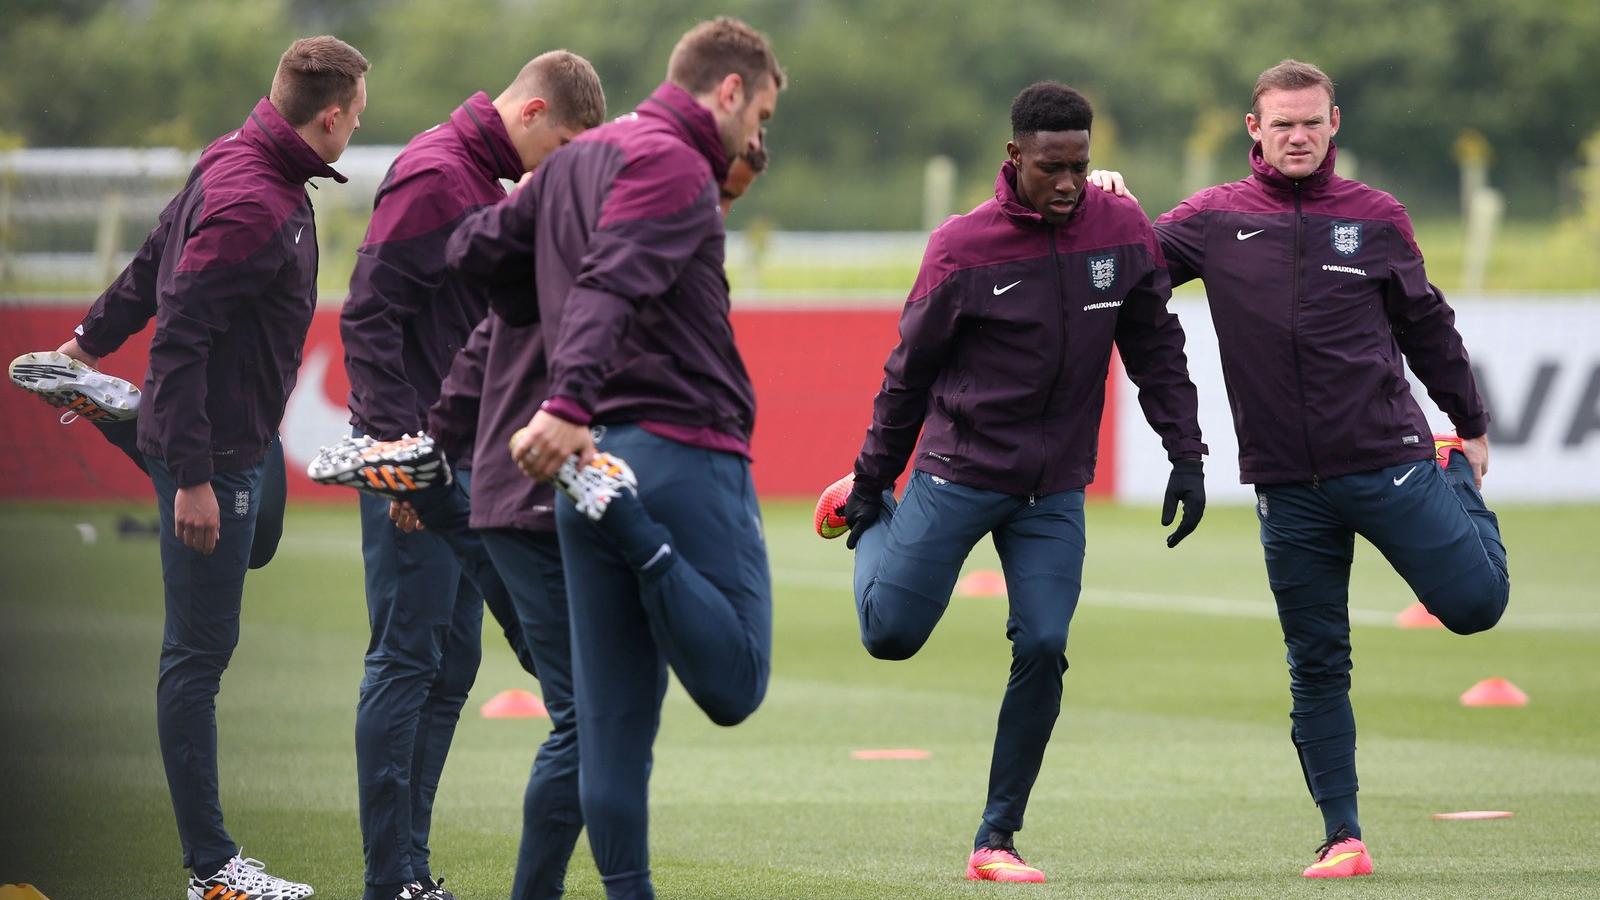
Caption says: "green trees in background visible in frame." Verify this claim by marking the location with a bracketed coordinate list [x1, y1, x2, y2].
[3, 0, 1599, 229]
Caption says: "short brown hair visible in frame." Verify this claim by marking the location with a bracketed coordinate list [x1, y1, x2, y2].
[667, 17, 785, 98]
[1252, 59, 1334, 117]
[505, 50, 606, 130]
[270, 36, 370, 126]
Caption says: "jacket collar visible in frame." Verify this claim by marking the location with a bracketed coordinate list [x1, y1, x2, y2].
[995, 159, 1085, 230]
[1248, 140, 1337, 195]
[450, 91, 526, 183]
[245, 96, 348, 184]
[640, 82, 730, 183]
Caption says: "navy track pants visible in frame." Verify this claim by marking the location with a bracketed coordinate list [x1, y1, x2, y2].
[354, 466, 484, 898]
[1256, 450, 1509, 833]
[104, 419, 285, 568]
[852, 471, 1086, 838]
[556, 425, 772, 900]
[145, 450, 266, 876]
[480, 529, 583, 900]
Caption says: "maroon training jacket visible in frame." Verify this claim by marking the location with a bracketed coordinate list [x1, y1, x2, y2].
[76, 97, 345, 486]
[446, 82, 754, 460]
[1154, 143, 1487, 484]
[341, 92, 523, 441]
[428, 312, 558, 533]
[854, 160, 1207, 499]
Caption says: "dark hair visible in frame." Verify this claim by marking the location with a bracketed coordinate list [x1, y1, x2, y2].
[668, 16, 786, 97]
[506, 50, 606, 129]
[1252, 59, 1335, 117]
[270, 36, 370, 126]
[1010, 81, 1093, 139]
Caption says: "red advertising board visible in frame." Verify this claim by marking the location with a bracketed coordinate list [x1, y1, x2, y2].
[0, 302, 1116, 501]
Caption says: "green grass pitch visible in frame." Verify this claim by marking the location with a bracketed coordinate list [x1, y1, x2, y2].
[2, 499, 1597, 898]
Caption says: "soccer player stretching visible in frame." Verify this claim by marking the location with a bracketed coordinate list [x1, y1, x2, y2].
[818, 82, 1208, 883]
[446, 18, 783, 900]
[334, 52, 602, 900]
[1092, 59, 1510, 878]
[34, 37, 367, 900]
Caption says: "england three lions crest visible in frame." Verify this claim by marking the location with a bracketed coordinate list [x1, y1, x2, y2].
[1331, 222, 1363, 257]
[1088, 253, 1118, 291]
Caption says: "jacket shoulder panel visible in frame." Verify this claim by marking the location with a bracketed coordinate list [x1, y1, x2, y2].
[580, 116, 714, 228]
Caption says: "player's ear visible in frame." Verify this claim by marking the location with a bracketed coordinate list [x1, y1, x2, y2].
[1006, 139, 1022, 166]
[520, 97, 548, 127]
[716, 72, 744, 113]
[1328, 105, 1340, 136]
[1245, 112, 1262, 142]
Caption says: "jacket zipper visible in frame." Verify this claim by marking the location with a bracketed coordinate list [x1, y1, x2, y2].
[1289, 182, 1319, 482]
[1034, 228, 1067, 497]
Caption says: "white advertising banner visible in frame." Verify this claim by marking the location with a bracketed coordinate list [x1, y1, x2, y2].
[1115, 296, 1600, 503]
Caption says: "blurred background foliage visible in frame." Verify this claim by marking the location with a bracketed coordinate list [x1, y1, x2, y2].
[3, 0, 1599, 229]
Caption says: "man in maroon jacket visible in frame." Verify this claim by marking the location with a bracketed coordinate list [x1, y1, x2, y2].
[1092, 60, 1509, 879]
[42, 36, 368, 900]
[416, 148, 768, 900]
[445, 18, 782, 900]
[816, 81, 1208, 884]
[331, 51, 602, 900]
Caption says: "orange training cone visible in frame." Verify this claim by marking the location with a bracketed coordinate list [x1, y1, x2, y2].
[1460, 678, 1528, 707]
[957, 569, 1006, 598]
[481, 689, 549, 719]
[1396, 602, 1445, 629]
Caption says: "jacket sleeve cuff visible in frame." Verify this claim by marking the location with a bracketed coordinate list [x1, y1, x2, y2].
[73, 324, 113, 360]
[540, 396, 592, 426]
[1452, 413, 1489, 441]
[171, 458, 214, 489]
[1167, 439, 1209, 461]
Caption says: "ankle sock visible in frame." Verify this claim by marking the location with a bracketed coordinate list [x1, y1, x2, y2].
[1319, 794, 1361, 840]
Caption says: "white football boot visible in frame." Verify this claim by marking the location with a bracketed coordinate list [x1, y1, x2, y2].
[186, 852, 314, 899]
[9, 350, 139, 423]
[306, 432, 451, 498]
[551, 452, 638, 522]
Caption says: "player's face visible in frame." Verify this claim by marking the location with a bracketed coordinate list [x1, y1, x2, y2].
[1247, 86, 1340, 180]
[718, 73, 777, 164]
[1007, 130, 1091, 225]
[322, 76, 366, 163]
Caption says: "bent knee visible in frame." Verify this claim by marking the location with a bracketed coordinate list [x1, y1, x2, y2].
[862, 630, 929, 661]
[701, 683, 767, 727]
[1431, 580, 1509, 636]
[1011, 633, 1068, 663]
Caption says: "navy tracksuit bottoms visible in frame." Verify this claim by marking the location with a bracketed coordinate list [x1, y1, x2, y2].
[104, 419, 285, 568]
[556, 424, 772, 900]
[1256, 450, 1509, 838]
[354, 466, 485, 899]
[852, 471, 1087, 842]
[480, 529, 583, 900]
[145, 450, 268, 877]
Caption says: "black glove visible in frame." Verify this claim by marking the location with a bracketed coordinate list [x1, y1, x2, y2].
[838, 484, 883, 550]
[1161, 458, 1206, 548]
